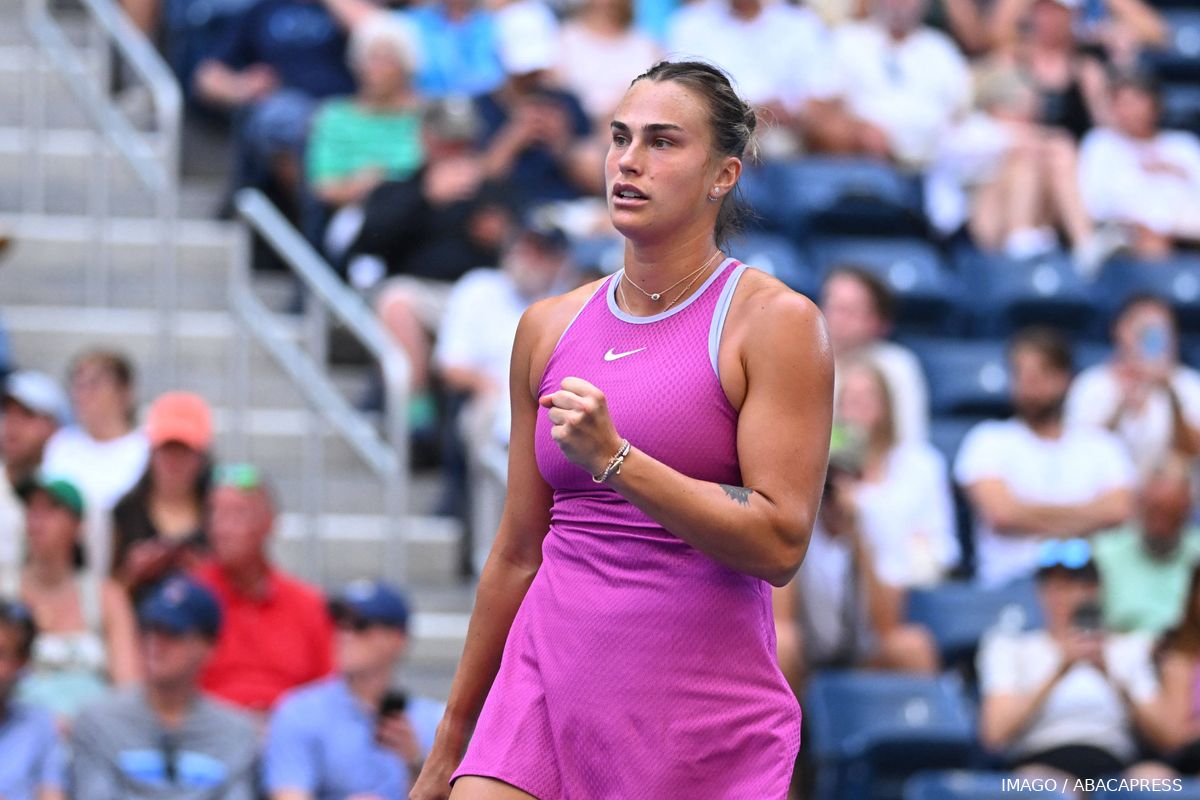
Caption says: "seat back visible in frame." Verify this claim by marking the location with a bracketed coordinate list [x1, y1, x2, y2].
[904, 770, 1074, 800]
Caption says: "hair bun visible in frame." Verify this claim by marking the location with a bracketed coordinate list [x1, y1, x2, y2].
[742, 102, 758, 134]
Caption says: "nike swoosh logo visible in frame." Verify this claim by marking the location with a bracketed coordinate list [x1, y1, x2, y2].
[603, 347, 646, 361]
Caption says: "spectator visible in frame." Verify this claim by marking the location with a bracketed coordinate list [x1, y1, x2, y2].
[311, 15, 426, 258]
[193, 0, 356, 202]
[1155, 564, 1200, 772]
[978, 538, 1172, 785]
[475, 0, 600, 210]
[955, 327, 1135, 587]
[1079, 72, 1200, 260]
[195, 464, 334, 713]
[1, 372, 69, 597]
[1094, 456, 1200, 636]
[925, 62, 1121, 272]
[434, 218, 572, 571]
[665, 0, 846, 157]
[264, 580, 445, 798]
[1066, 294, 1200, 479]
[16, 475, 139, 720]
[343, 98, 513, 430]
[773, 435, 940, 691]
[990, 0, 1166, 63]
[834, 360, 959, 589]
[991, 0, 1111, 142]
[829, 0, 971, 168]
[0, 599, 65, 800]
[556, 0, 660, 127]
[71, 575, 259, 797]
[42, 351, 148, 585]
[820, 267, 930, 442]
[111, 392, 214, 606]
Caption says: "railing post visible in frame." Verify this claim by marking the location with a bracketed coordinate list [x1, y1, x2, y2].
[304, 295, 328, 585]
[22, 0, 47, 214]
[229, 224, 252, 463]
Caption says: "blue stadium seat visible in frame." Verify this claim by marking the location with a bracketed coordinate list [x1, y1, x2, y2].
[726, 231, 814, 296]
[929, 416, 979, 466]
[742, 158, 926, 237]
[807, 672, 977, 800]
[907, 578, 1043, 667]
[1091, 779, 1200, 799]
[1096, 255, 1200, 336]
[1144, 11, 1200, 83]
[1162, 83, 1200, 135]
[811, 237, 963, 334]
[953, 248, 1101, 338]
[904, 771, 1073, 800]
[903, 337, 1011, 418]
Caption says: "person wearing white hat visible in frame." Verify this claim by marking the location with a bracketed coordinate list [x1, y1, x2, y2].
[1, 371, 70, 597]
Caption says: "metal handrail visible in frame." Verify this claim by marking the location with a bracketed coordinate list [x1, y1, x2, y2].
[22, 0, 181, 386]
[233, 189, 411, 585]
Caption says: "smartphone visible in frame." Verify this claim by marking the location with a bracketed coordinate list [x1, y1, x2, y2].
[1138, 323, 1170, 362]
[378, 690, 408, 718]
[1071, 601, 1104, 634]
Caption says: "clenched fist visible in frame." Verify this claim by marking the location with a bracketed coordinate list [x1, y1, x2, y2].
[539, 377, 624, 478]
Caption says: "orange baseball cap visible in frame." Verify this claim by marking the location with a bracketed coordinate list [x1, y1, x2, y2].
[145, 391, 213, 451]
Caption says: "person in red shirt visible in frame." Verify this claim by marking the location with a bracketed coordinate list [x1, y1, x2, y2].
[193, 464, 334, 713]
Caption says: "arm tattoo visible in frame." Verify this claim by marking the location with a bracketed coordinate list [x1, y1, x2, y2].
[720, 484, 753, 506]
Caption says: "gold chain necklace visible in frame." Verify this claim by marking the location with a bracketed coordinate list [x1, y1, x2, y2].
[623, 249, 722, 302]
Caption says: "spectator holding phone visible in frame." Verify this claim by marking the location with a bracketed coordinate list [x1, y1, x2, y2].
[1066, 294, 1200, 482]
[263, 579, 444, 798]
[978, 538, 1173, 785]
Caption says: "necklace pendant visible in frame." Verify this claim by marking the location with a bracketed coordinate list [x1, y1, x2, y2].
[650, 293, 661, 301]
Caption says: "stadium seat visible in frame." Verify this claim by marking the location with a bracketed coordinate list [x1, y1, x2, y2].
[806, 672, 978, 800]
[742, 158, 926, 238]
[904, 770, 1074, 800]
[810, 237, 963, 335]
[1144, 10, 1200, 83]
[726, 231, 815, 296]
[929, 416, 979, 466]
[902, 337, 1011, 418]
[1091, 779, 1200, 799]
[1096, 255, 1200, 336]
[953, 247, 1101, 338]
[1162, 83, 1200, 135]
[907, 578, 1043, 667]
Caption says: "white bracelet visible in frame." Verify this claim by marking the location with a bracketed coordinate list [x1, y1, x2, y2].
[592, 439, 631, 483]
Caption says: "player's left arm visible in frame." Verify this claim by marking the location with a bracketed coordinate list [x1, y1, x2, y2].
[544, 285, 833, 586]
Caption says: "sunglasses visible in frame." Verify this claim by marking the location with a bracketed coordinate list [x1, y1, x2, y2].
[1037, 538, 1093, 571]
[212, 463, 263, 491]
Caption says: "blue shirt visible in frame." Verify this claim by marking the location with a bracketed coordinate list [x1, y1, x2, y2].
[213, 0, 354, 99]
[0, 701, 65, 800]
[399, 5, 504, 98]
[263, 676, 445, 799]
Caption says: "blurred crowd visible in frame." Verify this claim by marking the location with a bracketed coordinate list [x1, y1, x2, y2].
[0, 0, 1198, 794]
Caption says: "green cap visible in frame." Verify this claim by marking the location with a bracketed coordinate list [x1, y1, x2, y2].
[19, 475, 85, 518]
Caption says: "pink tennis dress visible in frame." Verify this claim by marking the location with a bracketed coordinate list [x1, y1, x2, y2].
[450, 258, 802, 799]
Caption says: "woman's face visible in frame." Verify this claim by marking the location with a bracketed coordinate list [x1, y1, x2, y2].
[605, 80, 736, 244]
[70, 361, 130, 435]
[836, 367, 887, 438]
[1039, 571, 1099, 631]
[1112, 86, 1159, 139]
[24, 492, 78, 564]
[150, 442, 206, 494]
[357, 41, 408, 98]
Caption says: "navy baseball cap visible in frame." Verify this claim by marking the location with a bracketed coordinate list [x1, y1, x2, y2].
[138, 575, 222, 639]
[330, 579, 410, 631]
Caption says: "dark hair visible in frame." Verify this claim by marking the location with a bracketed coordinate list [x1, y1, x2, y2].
[824, 266, 898, 325]
[631, 60, 758, 247]
[1162, 564, 1200, 658]
[1111, 69, 1161, 103]
[1115, 292, 1176, 329]
[0, 599, 37, 661]
[1008, 326, 1074, 375]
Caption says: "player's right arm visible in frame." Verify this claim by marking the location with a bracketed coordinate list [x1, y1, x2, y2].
[409, 287, 586, 800]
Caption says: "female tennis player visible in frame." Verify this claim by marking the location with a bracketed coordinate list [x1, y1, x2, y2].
[411, 60, 834, 800]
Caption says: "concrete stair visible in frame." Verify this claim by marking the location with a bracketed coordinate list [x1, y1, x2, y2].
[0, 2, 477, 699]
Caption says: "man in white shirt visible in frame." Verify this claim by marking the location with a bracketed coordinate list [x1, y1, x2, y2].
[830, 0, 971, 168]
[955, 327, 1136, 587]
[821, 267, 930, 442]
[1066, 294, 1200, 482]
[0, 372, 69, 596]
[665, 0, 848, 155]
[1079, 72, 1200, 259]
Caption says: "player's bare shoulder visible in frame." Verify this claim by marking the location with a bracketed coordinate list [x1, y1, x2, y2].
[725, 266, 824, 347]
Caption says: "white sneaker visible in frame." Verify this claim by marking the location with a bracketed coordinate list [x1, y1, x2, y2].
[1072, 225, 1128, 281]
